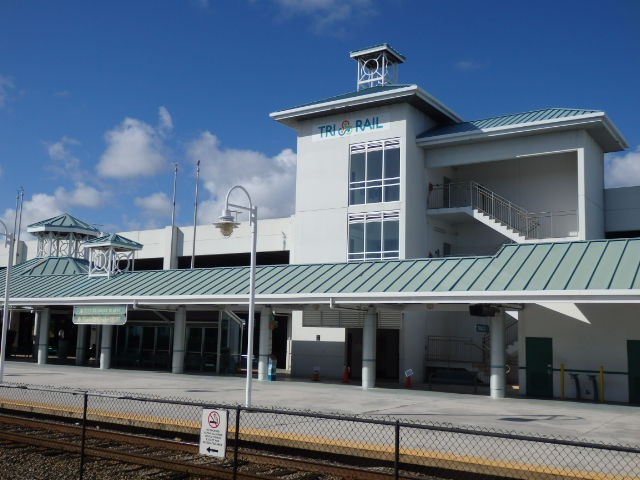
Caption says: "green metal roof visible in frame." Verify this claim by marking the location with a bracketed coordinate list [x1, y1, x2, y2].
[84, 233, 143, 250]
[1, 238, 639, 306]
[418, 108, 601, 139]
[27, 213, 101, 236]
[15, 257, 90, 276]
[283, 84, 414, 111]
[271, 84, 463, 126]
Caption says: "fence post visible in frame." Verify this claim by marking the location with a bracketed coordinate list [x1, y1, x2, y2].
[233, 405, 241, 480]
[79, 391, 88, 480]
[394, 420, 400, 480]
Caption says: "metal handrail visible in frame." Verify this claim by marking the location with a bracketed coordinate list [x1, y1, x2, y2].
[427, 181, 577, 240]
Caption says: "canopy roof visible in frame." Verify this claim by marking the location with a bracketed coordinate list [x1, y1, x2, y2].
[2, 238, 639, 307]
[27, 213, 101, 237]
[83, 233, 143, 251]
[417, 108, 627, 152]
[270, 84, 462, 127]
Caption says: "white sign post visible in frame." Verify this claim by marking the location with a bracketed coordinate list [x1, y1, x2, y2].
[199, 408, 228, 458]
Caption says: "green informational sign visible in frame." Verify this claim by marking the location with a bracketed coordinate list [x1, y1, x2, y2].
[72, 305, 128, 325]
[475, 324, 489, 333]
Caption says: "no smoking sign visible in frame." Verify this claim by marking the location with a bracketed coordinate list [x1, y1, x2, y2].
[208, 411, 221, 429]
[199, 408, 228, 458]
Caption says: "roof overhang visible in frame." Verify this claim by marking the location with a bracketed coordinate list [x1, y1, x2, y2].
[417, 112, 628, 153]
[10, 289, 640, 308]
[270, 85, 463, 128]
[27, 226, 101, 236]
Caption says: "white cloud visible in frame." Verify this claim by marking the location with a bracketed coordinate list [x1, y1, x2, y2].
[1, 193, 64, 237]
[47, 136, 81, 172]
[97, 111, 171, 179]
[186, 131, 296, 222]
[605, 146, 640, 188]
[134, 192, 173, 225]
[54, 183, 106, 208]
[1, 184, 108, 236]
[274, 0, 375, 32]
[0, 74, 15, 109]
[158, 106, 173, 134]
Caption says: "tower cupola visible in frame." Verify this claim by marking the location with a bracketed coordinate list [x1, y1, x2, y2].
[350, 43, 405, 91]
[27, 213, 101, 259]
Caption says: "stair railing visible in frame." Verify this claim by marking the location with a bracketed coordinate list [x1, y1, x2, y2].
[428, 181, 541, 239]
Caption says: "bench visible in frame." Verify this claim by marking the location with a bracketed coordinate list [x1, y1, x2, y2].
[428, 369, 479, 393]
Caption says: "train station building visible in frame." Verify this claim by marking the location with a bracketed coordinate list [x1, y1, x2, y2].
[1, 45, 639, 404]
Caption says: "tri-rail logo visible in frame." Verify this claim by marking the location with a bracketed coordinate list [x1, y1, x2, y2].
[314, 115, 386, 141]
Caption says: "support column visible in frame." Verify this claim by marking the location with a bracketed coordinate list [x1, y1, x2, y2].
[227, 313, 241, 374]
[490, 312, 506, 399]
[362, 307, 377, 389]
[258, 307, 272, 381]
[163, 225, 180, 270]
[75, 324, 88, 366]
[37, 308, 50, 365]
[216, 311, 223, 374]
[99, 325, 112, 370]
[172, 307, 186, 374]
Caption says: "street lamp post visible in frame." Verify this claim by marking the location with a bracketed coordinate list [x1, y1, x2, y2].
[0, 219, 15, 383]
[214, 185, 257, 407]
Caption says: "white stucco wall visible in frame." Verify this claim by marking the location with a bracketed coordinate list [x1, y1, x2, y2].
[0, 217, 293, 268]
[292, 104, 411, 263]
[582, 132, 605, 239]
[605, 186, 640, 233]
[403, 105, 436, 259]
[518, 303, 639, 403]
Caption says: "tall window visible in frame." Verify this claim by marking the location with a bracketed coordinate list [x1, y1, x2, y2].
[349, 139, 400, 205]
[348, 211, 400, 261]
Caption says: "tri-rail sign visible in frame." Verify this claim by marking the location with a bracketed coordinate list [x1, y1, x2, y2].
[313, 114, 387, 141]
[72, 305, 127, 325]
[199, 408, 228, 458]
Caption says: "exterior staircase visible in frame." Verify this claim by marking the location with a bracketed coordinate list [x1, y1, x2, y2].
[428, 181, 542, 242]
[472, 209, 526, 243]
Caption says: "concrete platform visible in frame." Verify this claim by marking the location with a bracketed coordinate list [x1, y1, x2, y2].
[2, 361, 639, 445]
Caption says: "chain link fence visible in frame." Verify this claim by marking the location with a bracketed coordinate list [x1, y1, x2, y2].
[1, 383, 639, 479]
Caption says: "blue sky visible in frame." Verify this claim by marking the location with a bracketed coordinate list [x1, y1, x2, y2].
[1, 0, 639, 235]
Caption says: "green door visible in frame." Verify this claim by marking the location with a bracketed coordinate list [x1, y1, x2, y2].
[526, 337, 553, 398]
[628, 340, 640, 404]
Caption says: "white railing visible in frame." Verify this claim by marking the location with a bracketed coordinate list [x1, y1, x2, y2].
[428, 181, 577, 239]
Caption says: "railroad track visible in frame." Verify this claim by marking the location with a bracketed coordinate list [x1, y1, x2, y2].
[2, 393, 638, 480]
[0, 413, 407, 480]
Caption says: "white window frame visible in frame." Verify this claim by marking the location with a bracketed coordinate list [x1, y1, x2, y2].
[349, 138, 400, 205]
[348, 210, 400, 262]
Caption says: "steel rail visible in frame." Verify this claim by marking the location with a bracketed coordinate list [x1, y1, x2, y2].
[0, 413, 398, 480]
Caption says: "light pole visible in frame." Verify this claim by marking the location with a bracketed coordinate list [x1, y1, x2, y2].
[0, 219, 15, 383]
[214, 185, 257, 407]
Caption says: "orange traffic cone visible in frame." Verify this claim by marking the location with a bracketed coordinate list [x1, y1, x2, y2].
[342, 366, 350, 384]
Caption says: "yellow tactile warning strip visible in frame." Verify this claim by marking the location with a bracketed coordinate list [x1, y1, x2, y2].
[1, 398, 636, 480]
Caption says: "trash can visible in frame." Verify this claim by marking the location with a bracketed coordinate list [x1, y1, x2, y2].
[268, 355, 277, 381]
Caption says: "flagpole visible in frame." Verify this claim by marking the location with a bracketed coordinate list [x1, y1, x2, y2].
[171, 163, 178, 230]
[191, 160, 200, 269]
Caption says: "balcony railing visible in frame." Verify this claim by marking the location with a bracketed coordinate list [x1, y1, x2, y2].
[428, 181, 577, 240]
